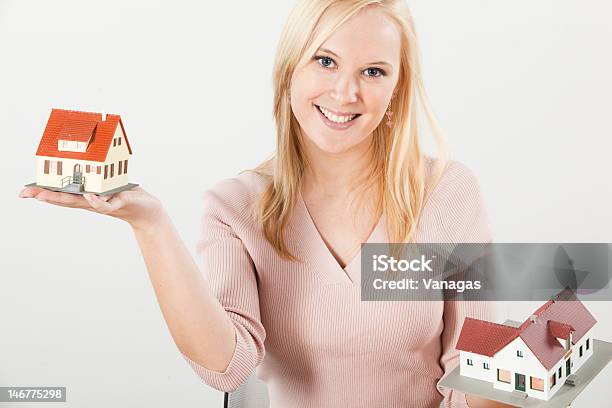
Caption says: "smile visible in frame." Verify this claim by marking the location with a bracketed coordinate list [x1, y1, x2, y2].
[314, 104, 361, 130]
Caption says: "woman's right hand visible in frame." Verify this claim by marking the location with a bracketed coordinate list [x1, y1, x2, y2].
[18, 186, 166, 233]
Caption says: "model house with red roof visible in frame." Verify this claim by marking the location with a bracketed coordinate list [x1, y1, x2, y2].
[456, 288, 596, 401]
[33, 108, 134, 195]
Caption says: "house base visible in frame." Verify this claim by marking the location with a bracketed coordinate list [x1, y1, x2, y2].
[25, 182, 139, 197]
[440, 339, 612, 407]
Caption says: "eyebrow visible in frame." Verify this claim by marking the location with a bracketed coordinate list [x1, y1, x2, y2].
[317, 48, 393, 68]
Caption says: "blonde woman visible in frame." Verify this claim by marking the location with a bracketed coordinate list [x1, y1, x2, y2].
[20, 1, 510, 407]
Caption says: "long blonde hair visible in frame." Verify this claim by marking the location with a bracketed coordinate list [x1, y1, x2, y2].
[249, 0, 448, 262]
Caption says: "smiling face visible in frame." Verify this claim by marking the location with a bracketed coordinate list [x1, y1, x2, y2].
[290, 6, 401, 155]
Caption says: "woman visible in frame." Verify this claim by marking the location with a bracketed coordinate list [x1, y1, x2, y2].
[20, 1, 509, 407]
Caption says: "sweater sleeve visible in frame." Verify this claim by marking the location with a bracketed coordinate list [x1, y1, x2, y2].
[427, 161, 497, 407]
[181, 185, 266, 393]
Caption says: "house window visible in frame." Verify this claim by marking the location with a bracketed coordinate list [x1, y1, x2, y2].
[497, 369, 511, 384]
[483, 362, 490, 370]
[104, 165, 108, 180]
[110, 163, 114, 177]
[517, 350, 523, 358]
[44, 160, 50, 174]
[579, 346, 583, 357]
[558, 366, 562, 378]
[118, 137, 122, 145]
[97, 166, 101, 175]
[57, 161, 62, 176]
[530, 377, 544, 391]
[124, 159, 128, 173]
[113, 138, 117, 147]
[467, 359, 473, 366]
[118, 161, 123, 175]
[586, 338, 590, 350]
[86, 165, 91, 173]
[551, 373, 556, 388]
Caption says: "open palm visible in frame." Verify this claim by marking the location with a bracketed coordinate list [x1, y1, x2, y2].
[19, 185, 165, 232]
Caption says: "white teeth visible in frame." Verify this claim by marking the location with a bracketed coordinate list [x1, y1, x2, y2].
[318, 106, 357, 124]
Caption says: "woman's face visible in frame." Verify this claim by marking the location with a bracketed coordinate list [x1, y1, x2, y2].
[290, 6, 401, 155]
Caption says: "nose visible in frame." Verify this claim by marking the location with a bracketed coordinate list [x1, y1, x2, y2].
[329, 72, 359, 105]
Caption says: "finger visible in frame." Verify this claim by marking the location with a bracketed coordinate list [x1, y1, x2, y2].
[19, 186, 47, 198]
[83, 193, 123, 214]
[35, 190, 90, 209]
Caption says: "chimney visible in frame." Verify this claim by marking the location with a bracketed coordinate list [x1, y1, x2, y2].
[529, 315, 537, 323]
[101, 112, 107, 121]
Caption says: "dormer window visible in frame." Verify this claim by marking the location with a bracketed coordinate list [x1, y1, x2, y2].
[57, 120, 96, 152]
[58, 140, 87, 152]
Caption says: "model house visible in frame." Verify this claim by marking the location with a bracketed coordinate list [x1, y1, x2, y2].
[34, 108, 133, 194]
[456, 288, 596, 401]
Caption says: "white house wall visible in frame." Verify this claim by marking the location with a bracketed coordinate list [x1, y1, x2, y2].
[35, 124, 131, 194]
[36, 156, 105, 193]
[570, 328, 594, 375]
[492, 337, 550, 400]
[459, 351, 494, 382]
[99, 124, 131, 192]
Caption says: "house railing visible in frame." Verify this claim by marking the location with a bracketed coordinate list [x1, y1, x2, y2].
[60, 176, 73, 188]
[60, 175, 86, 188]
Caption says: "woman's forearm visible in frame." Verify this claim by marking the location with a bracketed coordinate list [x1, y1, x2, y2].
[132, 212, 236, 373]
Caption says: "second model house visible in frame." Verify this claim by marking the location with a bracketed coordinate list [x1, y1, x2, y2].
[456, 288, 596, 401]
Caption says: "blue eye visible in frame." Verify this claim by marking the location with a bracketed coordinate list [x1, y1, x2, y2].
[364, 67, 385, 78]
[315, 56, 336, 69]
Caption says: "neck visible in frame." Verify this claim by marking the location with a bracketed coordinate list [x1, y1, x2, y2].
[301, 134, 375, 197]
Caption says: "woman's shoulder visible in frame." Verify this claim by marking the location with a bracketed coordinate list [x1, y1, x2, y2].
[423, 156, 483, 204]
[418, 156, 491, 242]
[200, 169, 271, 217]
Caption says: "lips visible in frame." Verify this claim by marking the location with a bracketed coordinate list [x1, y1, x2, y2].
[314, 104, 361, 130]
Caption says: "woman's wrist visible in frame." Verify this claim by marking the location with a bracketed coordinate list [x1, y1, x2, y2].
[130, 207, 173, 237]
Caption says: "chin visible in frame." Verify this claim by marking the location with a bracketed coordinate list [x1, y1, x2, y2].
[309, 131, 369, 154]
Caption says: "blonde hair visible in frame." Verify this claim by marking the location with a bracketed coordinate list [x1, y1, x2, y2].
[249, 0, 448, 262]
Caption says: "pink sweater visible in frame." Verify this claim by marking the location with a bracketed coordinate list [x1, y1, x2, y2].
[182, 160, 495, 408]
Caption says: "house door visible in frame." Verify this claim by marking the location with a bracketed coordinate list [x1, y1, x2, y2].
[73, 164, 83, 184]
[566, 358, 571, 376]
[515, 373, 526, 392]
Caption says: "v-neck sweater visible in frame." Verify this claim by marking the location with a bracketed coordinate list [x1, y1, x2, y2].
[181, 160, 495, 408]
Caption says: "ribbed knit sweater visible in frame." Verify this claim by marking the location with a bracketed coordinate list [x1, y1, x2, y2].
[181, 160, 495, 408]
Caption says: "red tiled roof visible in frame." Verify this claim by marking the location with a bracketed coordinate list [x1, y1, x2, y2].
[548, 320, 574, 340]
[35, 108, 132, 162]
[520, 319, 567, 370]
[457, 288, 597, 370]
[57, 120, 98, 142]
[456, 318, 520, 357]
[520, 292, 597, 369]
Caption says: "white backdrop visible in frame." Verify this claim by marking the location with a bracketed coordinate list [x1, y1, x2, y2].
[1, 1, 610, 407]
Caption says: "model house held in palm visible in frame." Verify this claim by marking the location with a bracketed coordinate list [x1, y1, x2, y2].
[32, 108, 135, 195]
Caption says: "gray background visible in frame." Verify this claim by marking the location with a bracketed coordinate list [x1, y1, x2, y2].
[1, 0, 610, 406]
